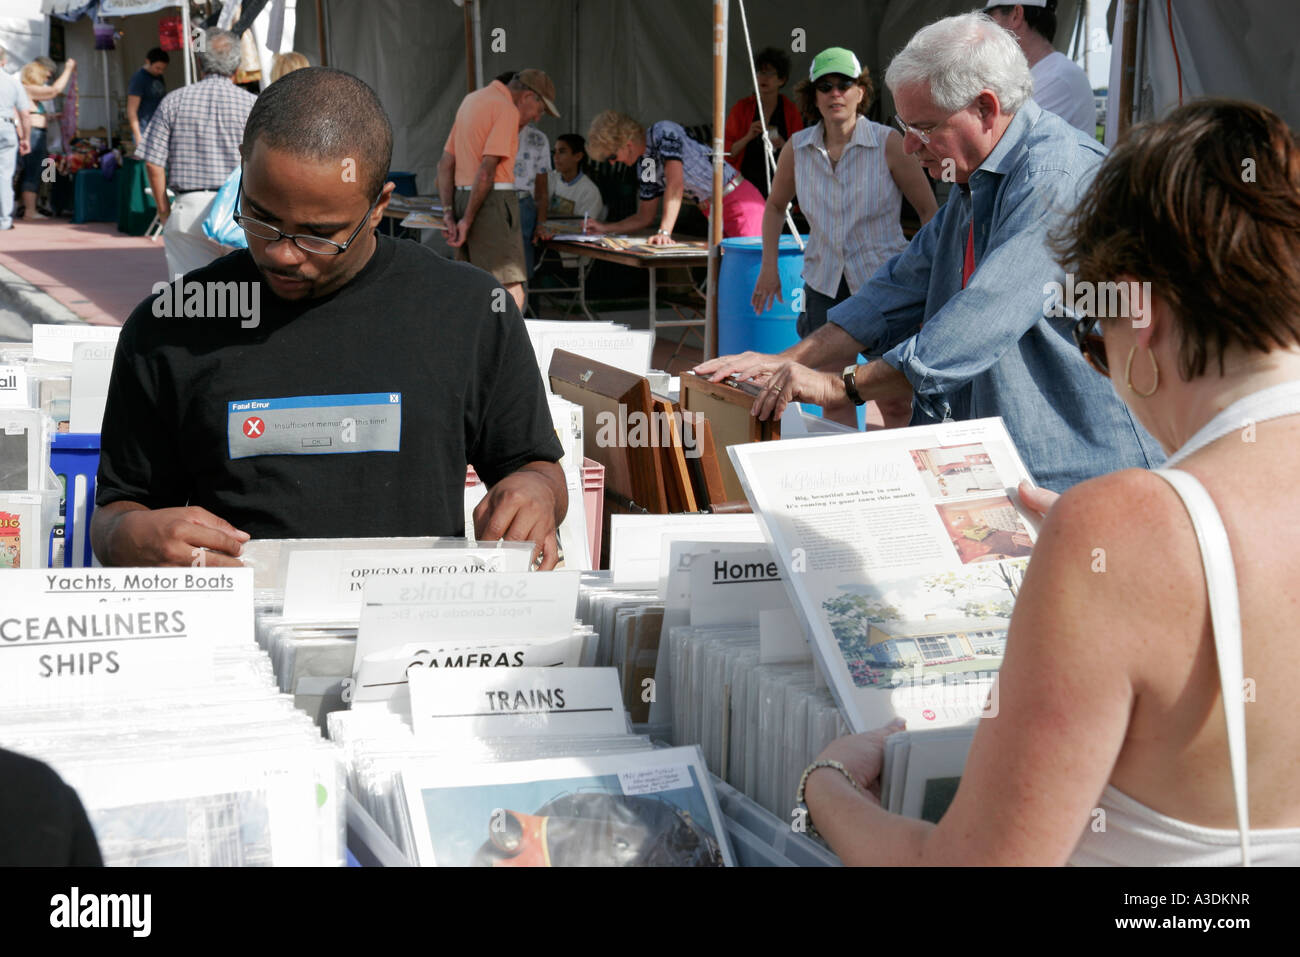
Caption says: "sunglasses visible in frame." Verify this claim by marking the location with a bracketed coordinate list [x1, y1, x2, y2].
[1072, 316, 1109, 375]
[814, 78, 856, 94]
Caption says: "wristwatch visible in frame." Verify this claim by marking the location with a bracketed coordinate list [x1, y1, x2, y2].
[842, 365, 866, 406]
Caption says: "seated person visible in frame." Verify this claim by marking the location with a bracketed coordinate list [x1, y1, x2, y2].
[802, 99, 1300, 866]
[583, 110, 763, 243]
[90, 67, 567, 569]
[547, 133, 605, 221]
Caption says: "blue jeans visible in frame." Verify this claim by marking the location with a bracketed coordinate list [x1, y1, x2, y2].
[518, 193, 537, 278]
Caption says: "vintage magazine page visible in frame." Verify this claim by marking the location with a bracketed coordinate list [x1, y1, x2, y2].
[730, 417, 1040, 733]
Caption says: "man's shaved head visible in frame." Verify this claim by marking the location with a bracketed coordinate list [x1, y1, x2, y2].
[241, 67, 393, 198]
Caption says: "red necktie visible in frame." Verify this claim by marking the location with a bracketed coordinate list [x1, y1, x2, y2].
[961, 220, 975, 288]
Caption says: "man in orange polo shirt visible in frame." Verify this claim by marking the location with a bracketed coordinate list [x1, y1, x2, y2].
[438, 69, 560, 311]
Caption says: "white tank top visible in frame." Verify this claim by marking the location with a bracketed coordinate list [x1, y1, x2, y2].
[1069, 380, 1300, 866]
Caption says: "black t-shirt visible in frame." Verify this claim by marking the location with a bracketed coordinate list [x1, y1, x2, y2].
[127, 67, 166, 132]
[96, 234, 563, 539]
[0, 748, 103, 866]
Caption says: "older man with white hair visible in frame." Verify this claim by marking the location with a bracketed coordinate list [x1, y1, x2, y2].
[141, 29, 256, 278]
[698, 12, 1161, 492]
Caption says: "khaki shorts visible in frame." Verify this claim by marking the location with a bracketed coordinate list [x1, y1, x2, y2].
[452, 189, 527, 285]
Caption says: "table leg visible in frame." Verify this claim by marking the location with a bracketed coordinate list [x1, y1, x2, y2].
[648, 265, 657, 337]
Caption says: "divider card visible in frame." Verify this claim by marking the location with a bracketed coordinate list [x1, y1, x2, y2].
[647, 540, 778, 725]
[30, 323, 121, 363]
[608, 513, 764, 588]
[0, 567, 255, 704]
[409, 667, 627, 739]
[69, 339, 115, 433]
[281, 544, 533, 620]
[399, 745, 732, 867]
[729, 417, 1039, 733]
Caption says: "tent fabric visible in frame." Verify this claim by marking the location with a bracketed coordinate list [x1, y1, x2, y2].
[1106, 0, 1300, 145]
[293, 0, 1085, 194]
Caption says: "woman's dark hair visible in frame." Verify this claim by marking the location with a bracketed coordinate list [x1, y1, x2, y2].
[754, 46, 790, 82]
[795, 69, 874, 126]
[556, 133, 588, 173]
[1052, 98, 1300, 379]
[988, 2, 1057, 43]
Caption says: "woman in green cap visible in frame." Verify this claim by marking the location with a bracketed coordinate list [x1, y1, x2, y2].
[751, 46, 936, 426]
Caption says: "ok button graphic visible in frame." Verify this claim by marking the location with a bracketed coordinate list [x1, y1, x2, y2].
[243, 416, 265, 438]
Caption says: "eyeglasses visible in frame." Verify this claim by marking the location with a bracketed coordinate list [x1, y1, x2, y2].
[757, 68, 782, 79]
[1072, 316, 1110, 375]
[814, 78, 856, 95]
[232, 169, 381, 256]
[891, 104, 970, 146]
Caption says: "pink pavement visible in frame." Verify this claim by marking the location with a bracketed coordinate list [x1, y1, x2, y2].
[0, 218, 166, 327]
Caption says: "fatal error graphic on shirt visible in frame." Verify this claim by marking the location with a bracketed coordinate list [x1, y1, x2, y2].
[226, 393, 402, 458]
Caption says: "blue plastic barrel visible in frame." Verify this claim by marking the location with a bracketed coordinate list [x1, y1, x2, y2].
[718, 235, 867, 429]
[718, 236, 807, 355]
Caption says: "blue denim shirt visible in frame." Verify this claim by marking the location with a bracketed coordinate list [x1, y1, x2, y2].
[828, 101, 1165, 491]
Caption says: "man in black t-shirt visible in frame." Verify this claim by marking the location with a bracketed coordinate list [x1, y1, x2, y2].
[91, 68, 567, 569]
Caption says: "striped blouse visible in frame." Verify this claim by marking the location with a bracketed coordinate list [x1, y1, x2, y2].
[792, 118, 906, 298]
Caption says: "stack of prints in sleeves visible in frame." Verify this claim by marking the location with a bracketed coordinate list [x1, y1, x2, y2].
[730, 417, 1041, 820]
[333, 690, 731, 867]
[242, 537, 539, 727]
[0, 568, 345, 866]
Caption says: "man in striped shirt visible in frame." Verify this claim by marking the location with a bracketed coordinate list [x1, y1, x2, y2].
[142, 29, 256, 279]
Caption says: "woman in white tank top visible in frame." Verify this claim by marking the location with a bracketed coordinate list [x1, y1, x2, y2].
[800, 98, 1300, 866]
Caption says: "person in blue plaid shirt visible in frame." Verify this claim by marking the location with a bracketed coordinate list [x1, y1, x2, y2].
[142, 28, 256, 280]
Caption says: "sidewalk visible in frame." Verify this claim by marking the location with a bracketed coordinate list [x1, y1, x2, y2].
[0, 218, 166, 327]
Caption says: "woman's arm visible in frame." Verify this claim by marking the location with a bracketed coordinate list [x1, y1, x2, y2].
[885, 129, 938, 225]
[651, 158, 685, 242]
[807, 474, 1160, 865]
[751, 144, 797, 313]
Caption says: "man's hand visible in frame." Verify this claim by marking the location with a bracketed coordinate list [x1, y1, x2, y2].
[647, 231, 674, 246]
[446, 217, 472, 248]
[748, 360, 842, 421]
[98, 505, 249, 567]
[441, 210, 458, 243]
[531, 222, 551, 243]
[17, 138, 30, 156]
[694, 350, 786, 385]
[584, 220, 610, 235]
[472, 465, 567, 570]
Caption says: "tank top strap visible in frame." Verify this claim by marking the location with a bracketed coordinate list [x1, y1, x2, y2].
[1152, 467, 1251, 866]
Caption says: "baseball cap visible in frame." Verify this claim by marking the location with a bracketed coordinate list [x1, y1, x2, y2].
[809, 47, 862, 83]
[982, 1, 1052, 8]
[517, 68, 560, 117]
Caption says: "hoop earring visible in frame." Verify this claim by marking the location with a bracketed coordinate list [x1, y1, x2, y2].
[1124, 345, 1159, 398]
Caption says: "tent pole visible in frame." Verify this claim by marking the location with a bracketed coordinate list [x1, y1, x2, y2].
[181, 0, 193, 85]
[1117, 0, 1141, 139]
[705, 0, 727, 361]
[315, 0, 328, 67]
[102, 49, 112, 151]
[463, 0, 475, 93]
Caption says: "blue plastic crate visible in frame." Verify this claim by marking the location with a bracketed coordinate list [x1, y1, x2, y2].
[50, 432, 100, 568]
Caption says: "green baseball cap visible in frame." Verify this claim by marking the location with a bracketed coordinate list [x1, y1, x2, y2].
[809, 47, 862, 82]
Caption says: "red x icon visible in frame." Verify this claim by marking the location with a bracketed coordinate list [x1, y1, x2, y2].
[243, 417, 264, 438]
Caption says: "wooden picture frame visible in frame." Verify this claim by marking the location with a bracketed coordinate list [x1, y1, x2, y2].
[679, 372, 780, 503]
[549, 351, 668, 565]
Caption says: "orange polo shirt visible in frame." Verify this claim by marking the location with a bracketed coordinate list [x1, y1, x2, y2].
[444, 80, 520, 186]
